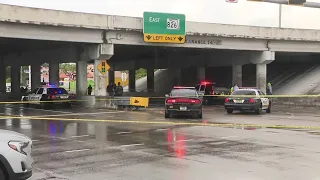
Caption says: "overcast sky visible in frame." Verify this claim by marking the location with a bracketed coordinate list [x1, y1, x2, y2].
[0, 0, 320, 29]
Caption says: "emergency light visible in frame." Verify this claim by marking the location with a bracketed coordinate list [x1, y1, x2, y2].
[200, 81, 215, 85]
[173, 86, 195, 89]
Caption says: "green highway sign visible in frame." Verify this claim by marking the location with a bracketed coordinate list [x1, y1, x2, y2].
[143, 12, 186, 43]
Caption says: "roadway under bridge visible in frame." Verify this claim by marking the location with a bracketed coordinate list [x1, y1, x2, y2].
[0, 4, 320, 107]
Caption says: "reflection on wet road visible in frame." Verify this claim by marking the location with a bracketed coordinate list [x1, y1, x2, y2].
[0, 104, 320, 180]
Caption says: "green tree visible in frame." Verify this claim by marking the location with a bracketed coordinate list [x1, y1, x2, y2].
[5, 66, 10, 78]
[20, 66, 30, 86]
[59, 63, 76, 74]
[135, 68, 147, 79]
[42, 63, 49, 67]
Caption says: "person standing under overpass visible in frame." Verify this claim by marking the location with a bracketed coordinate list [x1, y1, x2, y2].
[267, 82, 273, 95]
[87, 84, 92, 95]
[115, 82, 123, 96]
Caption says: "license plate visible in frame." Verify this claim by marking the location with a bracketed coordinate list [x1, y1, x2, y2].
[234, 100, 243, 103]
[180, 106, 187, 111]
[60, 96, 68, 99]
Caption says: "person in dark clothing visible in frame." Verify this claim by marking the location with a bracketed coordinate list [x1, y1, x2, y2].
[115, 82, 123, 96]
[107, 83, 114, 96]
[87, 85, 92, 95]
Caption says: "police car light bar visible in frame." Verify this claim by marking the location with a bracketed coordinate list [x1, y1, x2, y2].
[200, 81, 215, 85]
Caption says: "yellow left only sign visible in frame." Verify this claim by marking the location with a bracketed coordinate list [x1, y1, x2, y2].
[144, 34, 185, 44]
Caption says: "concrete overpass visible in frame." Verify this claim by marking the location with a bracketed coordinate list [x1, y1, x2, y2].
[1, 3, 320, 51]
[1, 3, 320, 105]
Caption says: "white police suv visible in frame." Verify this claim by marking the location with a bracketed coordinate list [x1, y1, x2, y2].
[21, 85, 76, 109]
[0, 129, 33, 180]
[224, 87, 271, 114]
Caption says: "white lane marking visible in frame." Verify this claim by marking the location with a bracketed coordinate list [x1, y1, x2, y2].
[116, 131, 133, 135]
[155, 128, 168, 131]
[176, 139, 194, 142]
[64, 149, 90, 153]
[118, 143, 144, 148]
[71, 135, 90, 138]
[220, 136, 238, 139]
[75, 140, 85, 143]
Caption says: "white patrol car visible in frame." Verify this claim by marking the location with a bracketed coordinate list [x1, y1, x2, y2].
[224, 87, 271, 115]
[21, 85, 75, 109]
[0, 129, 34, 180]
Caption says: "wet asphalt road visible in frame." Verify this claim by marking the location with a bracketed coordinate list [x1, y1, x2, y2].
[0, 104, 320, 180]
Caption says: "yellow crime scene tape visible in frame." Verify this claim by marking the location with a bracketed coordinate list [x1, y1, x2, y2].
[0, 115, 320, 130]
[0, 94, 319, 104]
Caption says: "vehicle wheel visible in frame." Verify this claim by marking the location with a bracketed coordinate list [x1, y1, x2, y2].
[0, 167, 6, 180]
[266, 103, 271, 113]
[227, 109, 233, 114]
[165, 112, 170, 118]
[255, 104, 263, 115]
[197, 112, 203, 119]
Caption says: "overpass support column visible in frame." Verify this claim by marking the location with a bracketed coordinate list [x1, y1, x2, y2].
[147, 68, 154, 92]
[250, 51, 275, 93]
[0, 60, 6, 93]
[76, 60, 87, 96]
[31, 62, 41, 91]
[108, 68, 115, 86]
[129, 70, 136, 92]
[256, 64, 267, 92]
[87, 44, 113, 106]
[49, 62, 59, 86]
[168, 68, 182, 86]
[197, 67, 206, 82]
[11, 64, 20, 93]
[232, 64, 242, 86]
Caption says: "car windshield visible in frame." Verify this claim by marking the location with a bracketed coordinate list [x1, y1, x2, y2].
[232, 90, 256, 96]
[47, 88, 68, 95]
[171, 89, 198, 97]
